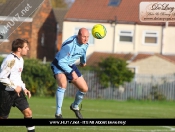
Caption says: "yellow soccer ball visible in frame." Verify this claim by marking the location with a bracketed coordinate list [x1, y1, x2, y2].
[91, 24, 107, 39]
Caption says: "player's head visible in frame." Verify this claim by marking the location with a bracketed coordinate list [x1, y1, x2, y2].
[12, 38, 29, 56]
[77, 28, 89, 44]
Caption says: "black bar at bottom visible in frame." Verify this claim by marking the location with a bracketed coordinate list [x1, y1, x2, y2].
[0, 119, 174, 126]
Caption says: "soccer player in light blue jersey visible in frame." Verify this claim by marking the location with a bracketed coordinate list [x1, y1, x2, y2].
[51, 28, 89, 119]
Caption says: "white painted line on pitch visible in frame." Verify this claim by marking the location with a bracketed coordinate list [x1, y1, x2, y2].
[161, 126, 175, 131]
[10, 113, 53, 117]
[51, 106, 116, 112]
[51, 106, 173, 116]
[1, 126, 174, 132]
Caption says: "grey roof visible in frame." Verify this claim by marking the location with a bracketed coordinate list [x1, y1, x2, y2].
[0, 0, 44, 17]
[0, 0, 23, 16]
[53, 8, 68, 32]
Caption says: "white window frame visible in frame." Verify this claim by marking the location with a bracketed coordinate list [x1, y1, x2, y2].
[128, 66, 137, 74]
[74, 27, 94, 45]
[128, 66, 137, 81]
[41, 33, 45, 46]
[143, 31, 158, 45]
[119, 30, 133, 43]
[0, 25, 9, 42]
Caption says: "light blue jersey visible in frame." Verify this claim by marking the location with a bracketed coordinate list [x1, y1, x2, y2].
[51, 35, 89, 74]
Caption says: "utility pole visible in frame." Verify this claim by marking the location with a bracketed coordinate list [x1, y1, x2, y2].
[112, 16, 117, 53]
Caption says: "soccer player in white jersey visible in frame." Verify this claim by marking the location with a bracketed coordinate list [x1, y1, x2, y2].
[51, 28, 89, 119]
[0, 39, 35, 132]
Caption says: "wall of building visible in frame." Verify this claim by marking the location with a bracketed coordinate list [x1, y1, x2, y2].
[163, 26, 175, 54]
[31, 0, 57, 61]
[129, 56, 175, 75]
[63, 21, 170, 57]
[0, 21, 32, 57]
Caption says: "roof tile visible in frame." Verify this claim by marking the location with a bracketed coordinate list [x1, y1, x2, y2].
[65, 0, 175, 26]
[87, 52, 133, 66]
[87, 52, 175, 66]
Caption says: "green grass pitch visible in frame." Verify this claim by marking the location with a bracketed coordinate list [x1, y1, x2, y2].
[0, 97, 175, 132]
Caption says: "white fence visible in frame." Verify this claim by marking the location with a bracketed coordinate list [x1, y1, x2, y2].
[65, 71, 175, 101]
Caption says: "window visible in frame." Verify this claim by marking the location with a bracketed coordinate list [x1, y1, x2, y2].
[0, 25, 9, 42]
[119, 30, 133, 43]
[41, 33, 45, 46]
[143, 31, 158, 44]
[108, 0, 121, 6]
[0, 34, 3, 39]
[74, 28, 94, 45]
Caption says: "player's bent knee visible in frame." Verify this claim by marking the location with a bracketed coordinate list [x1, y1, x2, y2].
[82, 87, 88, 93]
[73, 76, 89, 92]
[78, 85, 88, 93]
[58, 84, 67, 88]
[55, 73, 67, 88]
[23, 108, 32, 117]
[57, 80, 67, 88]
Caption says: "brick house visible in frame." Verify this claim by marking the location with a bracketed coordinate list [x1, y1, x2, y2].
[63, 0, 175, 57]
[0, 0, 57, 61]
[62, 0, 175, 75]
[87, 52, 175, 75]
[129, 53, 175, 75]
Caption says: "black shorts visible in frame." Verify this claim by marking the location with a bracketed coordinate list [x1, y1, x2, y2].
[0, 83, 29, 118]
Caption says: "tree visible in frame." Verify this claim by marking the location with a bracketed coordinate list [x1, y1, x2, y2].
[96, 57, 134, 88]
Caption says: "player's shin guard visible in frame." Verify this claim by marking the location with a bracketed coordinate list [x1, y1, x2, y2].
[24, 117, 35, 132]
[72, 90, 86, 109]
[56, 87, 66, 115]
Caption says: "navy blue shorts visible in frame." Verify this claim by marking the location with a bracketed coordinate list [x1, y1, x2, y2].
[65, 64, 82, 82]
[51, 59, 82, 83]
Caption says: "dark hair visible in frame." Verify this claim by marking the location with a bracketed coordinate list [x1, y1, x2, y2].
[11, 38, 28, 52]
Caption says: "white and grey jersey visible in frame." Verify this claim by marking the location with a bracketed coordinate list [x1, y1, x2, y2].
[0, 53, 26, 91]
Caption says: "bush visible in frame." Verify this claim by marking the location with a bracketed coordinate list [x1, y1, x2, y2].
[150, 85, 166, 101]
[96, 57, 134, 88]
[22, 58, 57, 96]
